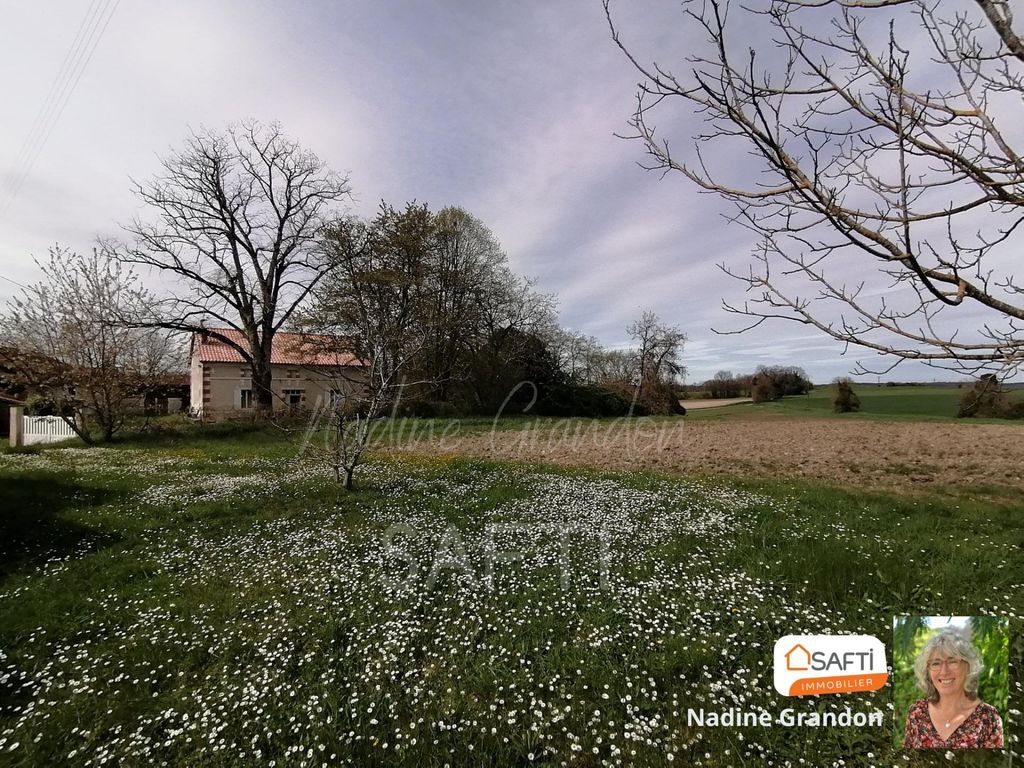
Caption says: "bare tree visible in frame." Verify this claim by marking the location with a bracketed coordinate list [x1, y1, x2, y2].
[549, 329, 606, 384]
[592, 348, 638, 387]
[606, 0, 1024, 377]
[627, 309, 687, 399]
[0, 247, 177, 442]
[111, 120, 351, 416]
[707, 369, 741, 398]
[298, 346, 404, 491]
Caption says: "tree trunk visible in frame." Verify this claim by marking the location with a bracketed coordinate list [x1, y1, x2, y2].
[97, 395, 117, 442]
[63, 414, 94, 445]
[344, 466, 355, 491]
[252, 357, 275, 419]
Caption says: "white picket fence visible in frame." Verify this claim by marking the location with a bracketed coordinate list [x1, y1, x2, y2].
[22, 415, 79, 445]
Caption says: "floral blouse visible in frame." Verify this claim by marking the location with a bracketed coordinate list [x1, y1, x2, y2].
[903, 699, 1004, 749]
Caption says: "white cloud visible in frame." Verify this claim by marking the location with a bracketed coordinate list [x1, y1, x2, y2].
[0, 0, 1014, 382]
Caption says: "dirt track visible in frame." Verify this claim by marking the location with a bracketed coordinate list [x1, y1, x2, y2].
[679, 398, 753, 410]
[396, 416, 1024, 494]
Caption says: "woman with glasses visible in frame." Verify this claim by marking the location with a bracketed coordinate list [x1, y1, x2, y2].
[902, 626, 1004, 748]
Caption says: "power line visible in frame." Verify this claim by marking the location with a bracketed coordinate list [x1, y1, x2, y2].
[6, 0, 105, 183]
[13, 0, 115, 179]
[5, 0, 120, 206]
[0, 273, 29, 290]
[1, 0, 120, 215]
[21, 0, 121, 194]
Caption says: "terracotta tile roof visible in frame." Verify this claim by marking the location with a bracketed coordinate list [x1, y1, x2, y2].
[192, 329, 363, 367]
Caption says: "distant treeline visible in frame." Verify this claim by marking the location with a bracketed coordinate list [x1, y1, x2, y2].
[687, 366, 813, 403]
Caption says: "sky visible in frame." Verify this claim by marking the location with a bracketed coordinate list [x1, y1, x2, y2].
[924, 617, 970, 629]
[0, 0, 1007, 384]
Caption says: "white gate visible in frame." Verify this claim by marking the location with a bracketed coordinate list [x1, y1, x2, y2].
[22, 415, 78, 445]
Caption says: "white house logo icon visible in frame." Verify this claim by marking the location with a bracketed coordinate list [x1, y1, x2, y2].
[785, 643, 811, 671]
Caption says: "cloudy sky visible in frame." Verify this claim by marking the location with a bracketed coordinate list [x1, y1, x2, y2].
[0, 1, 1000, 383]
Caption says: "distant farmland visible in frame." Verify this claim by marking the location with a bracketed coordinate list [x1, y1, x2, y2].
[397, 384, 1024, 495]
[689, 383, 1024, 423]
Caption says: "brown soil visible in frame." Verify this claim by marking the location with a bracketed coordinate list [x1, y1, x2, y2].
[679, 398, 753, 409]
[393, 417, 1024, 495]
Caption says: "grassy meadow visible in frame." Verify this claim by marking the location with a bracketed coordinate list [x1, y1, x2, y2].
[0, 422, 1021, 767]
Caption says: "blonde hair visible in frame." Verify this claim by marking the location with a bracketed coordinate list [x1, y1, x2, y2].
[913, 625, 983, 703]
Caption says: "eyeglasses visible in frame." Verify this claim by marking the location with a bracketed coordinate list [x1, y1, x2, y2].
[928, 658, 964, 671]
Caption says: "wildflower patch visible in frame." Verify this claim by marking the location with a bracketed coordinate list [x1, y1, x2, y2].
[0, 445, 1019, 767]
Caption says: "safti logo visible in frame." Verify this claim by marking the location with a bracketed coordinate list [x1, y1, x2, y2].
[774, 635, 888, 696]
[785, 643, 811, 670]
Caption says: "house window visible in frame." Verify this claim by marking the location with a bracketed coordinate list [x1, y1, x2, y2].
[240, 389, 254, 409]
[283, 388, 304, 407]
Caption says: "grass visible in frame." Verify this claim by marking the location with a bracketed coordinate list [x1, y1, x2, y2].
[0, 430, 1020, 766]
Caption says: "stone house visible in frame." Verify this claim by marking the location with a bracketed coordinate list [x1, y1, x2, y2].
[189, 329, 365, 419]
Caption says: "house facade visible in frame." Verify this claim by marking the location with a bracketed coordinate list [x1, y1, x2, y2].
[189, 329, 365, 419]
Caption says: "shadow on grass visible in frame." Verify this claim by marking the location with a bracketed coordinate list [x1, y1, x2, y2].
[0, 475, 122, 583]
[114, 420, 281, 448]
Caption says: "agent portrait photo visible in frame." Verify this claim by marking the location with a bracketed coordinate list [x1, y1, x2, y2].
[895, 617, 1007, 749]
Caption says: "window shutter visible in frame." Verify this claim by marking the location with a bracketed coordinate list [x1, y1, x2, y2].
[233, 387, 242, 409]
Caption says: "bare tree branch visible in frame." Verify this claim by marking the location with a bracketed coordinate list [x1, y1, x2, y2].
[108, 120, 352, 415]
[606, 0, 1024, 378]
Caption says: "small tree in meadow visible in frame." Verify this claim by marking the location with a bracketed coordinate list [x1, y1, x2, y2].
[957, 374, 1015, 418]
[833, 378, 861, 414]
[749, 374, 777, 404]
